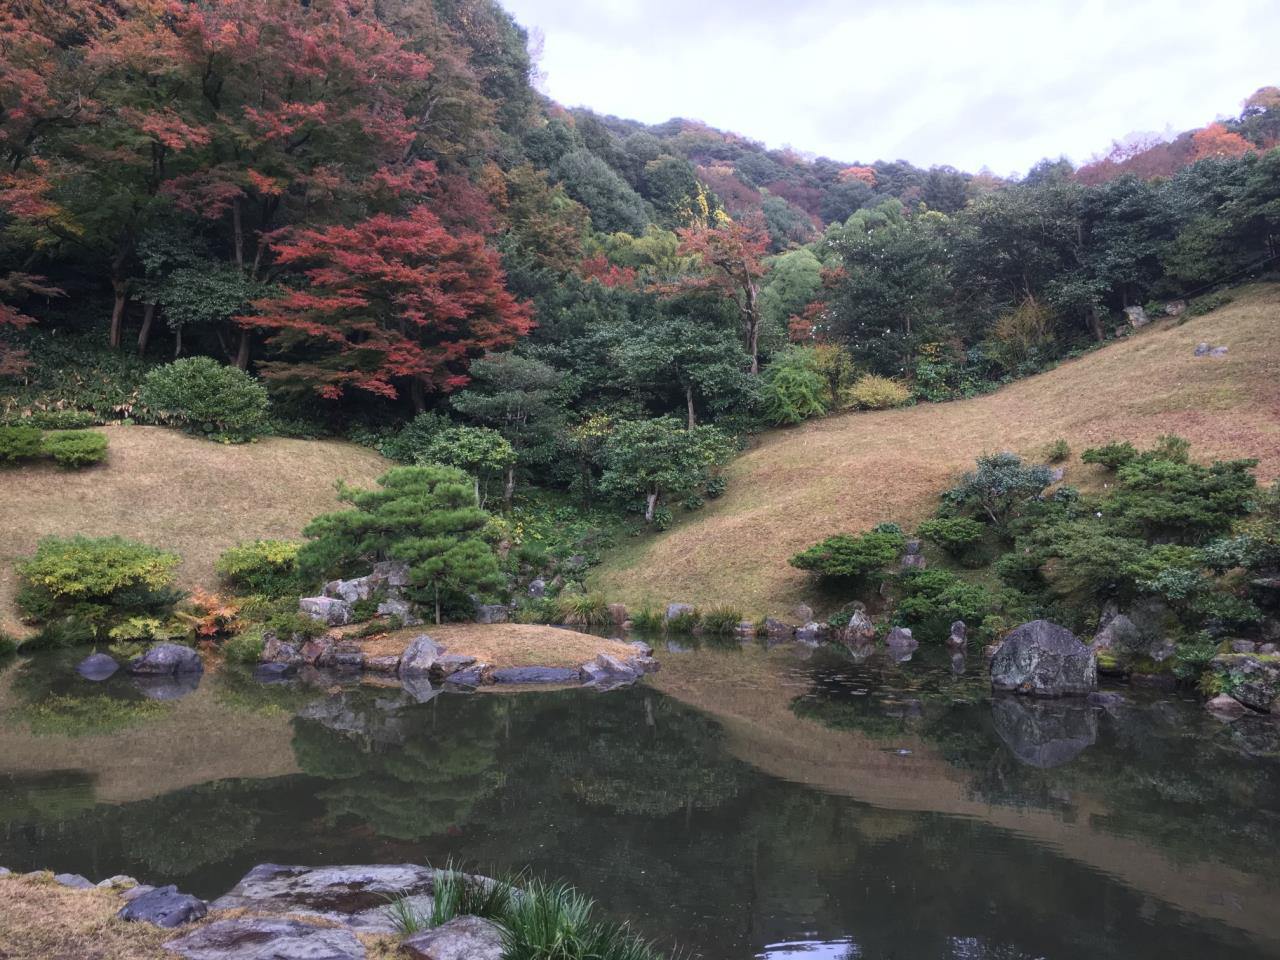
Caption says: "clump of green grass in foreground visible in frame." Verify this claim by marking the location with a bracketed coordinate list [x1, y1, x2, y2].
[388, 869, 672, 960]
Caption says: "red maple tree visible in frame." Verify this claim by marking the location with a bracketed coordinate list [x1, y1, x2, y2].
[1190, 123, 1255, 162]
[243, 204, 533, 408]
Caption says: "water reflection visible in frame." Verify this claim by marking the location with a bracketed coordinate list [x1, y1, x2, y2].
[1, 645, 1279, 959]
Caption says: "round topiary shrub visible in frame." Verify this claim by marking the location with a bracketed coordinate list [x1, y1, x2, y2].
[140, 357, 269, 441]
[215, 539, 302, 597]
[0, 425, 44, 463]
[41, 430, 109, 469]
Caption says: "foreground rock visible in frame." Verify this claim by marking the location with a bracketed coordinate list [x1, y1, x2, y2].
[1206, 693, 1249, 719]
[117, 884, 207, 927]
[165, 917, 365, 960]
[992, 696, 1098, 768]
[210, 863, 434, 933]
[990, 620, 1096, 697]
[127, 643, 203, 676]
[299, 596, 353, 626]
[402, 915, 504, 960]
[491, 666, 580, 684]
[76, 652, 118, 681]
[1210, 654, 1280, 713]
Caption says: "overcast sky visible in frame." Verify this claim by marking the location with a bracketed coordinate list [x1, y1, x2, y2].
[501, 0, 1279, 176]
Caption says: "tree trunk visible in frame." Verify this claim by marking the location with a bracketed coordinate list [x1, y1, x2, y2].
[234, 328, 252, 370]
[410, 377, 426, 414]
[685, 384, 696, 429]
[232, 198, 245, 271]
[108, 282, 129, 349]
[137, 301, 156, 356]
[474, 476, 481, 507]
[504, 463, 515, 508]
[645, 491, 658, 523]
[1086, 305, 1104, 342]
[744, 277, 761, 374]
[434, 583, 441, 626]
[174, 325, 183, 358]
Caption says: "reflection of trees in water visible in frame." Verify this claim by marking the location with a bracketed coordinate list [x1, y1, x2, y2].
[118, 782, 264, 876]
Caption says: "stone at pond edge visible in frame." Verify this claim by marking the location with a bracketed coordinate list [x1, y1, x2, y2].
[164, 917, 365, 960]
[210, 863, 434, 933]
[992, 696, 1098, 768]
[581, 652, 641, 687]
[1206, 693, 1248, 719]
[762, 617, 794, 639]
[665, 602, 695, 622]
[127, 643, 203, 676]
[53, 872, 94, 889]
[431, 653, 478, 679]
[840, 610, 876, 646]
[252, 662, 294, 684]
[399, 635, 443, 675]
[947, 621, 967, 647]
[402, 915, 504, 960]
[364, 654, 402, 674]
[795, 622, 827, 643]
[990, 620, 1096, 697]
[491, 665, 580, 684]
[607, 602, 628, 626]
[262, 633, 302, 666]
[792, 603, 814, 624]
[76, 652, 118, 681]
[443, 665, 487, 689]
[474, 603, 509, 625]
[117, 885, 207, 927]
[1210, 654, 1280, 712]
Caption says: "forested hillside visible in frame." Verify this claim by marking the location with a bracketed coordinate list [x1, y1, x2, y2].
[3, 0, 1280, 548]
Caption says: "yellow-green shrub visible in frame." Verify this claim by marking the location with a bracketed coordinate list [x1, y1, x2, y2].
[843, 375, 911, 410]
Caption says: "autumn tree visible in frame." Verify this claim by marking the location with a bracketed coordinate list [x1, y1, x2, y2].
[243, 205, 533, 409]
[1190, 123, 1255, 163]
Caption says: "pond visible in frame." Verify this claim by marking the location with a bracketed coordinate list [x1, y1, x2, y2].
[3, 639, 1280, 959]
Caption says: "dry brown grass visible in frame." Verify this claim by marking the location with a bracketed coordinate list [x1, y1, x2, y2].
[592, 284, 1280, 616]
[0, 425, 389, 633]
[0, 873, 177, 960]
[352, 622, 637, 669]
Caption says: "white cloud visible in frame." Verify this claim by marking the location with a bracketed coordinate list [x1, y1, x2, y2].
[501, 0, 1278, 173]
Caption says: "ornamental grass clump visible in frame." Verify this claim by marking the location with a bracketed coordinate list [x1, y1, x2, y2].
[555, 592, 611, 627]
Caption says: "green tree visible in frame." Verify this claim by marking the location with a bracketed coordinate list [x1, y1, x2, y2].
[761, 347, 827, 425]
[759, 248, 823, 346]
[598, 417, 734, 524]
[553, 149, 650, 234]
[298, 465, 502, 624]
[418, 425, 516, 509]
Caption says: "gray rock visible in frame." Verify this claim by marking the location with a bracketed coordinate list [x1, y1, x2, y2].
[364, 655, 402, 674]
[300, 637, 333, 665]
[54, 872, 94, 889]
[527, 578, 547, 598]
[133, 672, 201, 700]
[430, 653, 477, 680]
[792, 603, 814, 624]
[665, 602, 695, 622]
[117, 885, 207, 927]
[474, 603, 509, 625]
[947, 621, 967, 647]
[580, 652, 642, 687]
[443, 665, 487, 689]
[262, 633, 302, 666]
[370, 560, 411, 589]
[1210, 345, 1229, 357]
[1048, 466, 1066, 483]
[841, 610, 876, 646]
[163, 917, 366, 960]
[1210, 654, 1280, 712]
[121, 884, 156, 902]
[1086, 691, 1126, 709]
[324, 576, 373, 605]
[795, 622, 827, 643]
[903, 539, 923, 556]
[1165, 299, 1186, 316]
[900, 553, 927, 570]
[1231, 639, 1258, 654]
[1206, 693, 1248, 720]
[252, 663, 294, 684]
[97, 875, 136, 889]
[990, 620, 1096, 697]
[317, 644, 364, 670]
[399, 635, 442, 675]
[400, 673, 440, 703]
[0, 868, 10, 877]
[992, 696, 1097, 768]
[762, 618, 794, 639]
[607, 603, 628, 626]
[1261, 643, 1279, 655]
[128, 643, 203, 676]
[1092, 614, 1140, 658]
[300, 596, 352, 626]
[1124, 305, 1149, 328]
[76, 652, 118, 681]
[491, 666, 580, 684]
[210, 863, 434, 933]
[628, 640, 654, 657]
[884, 626, 917, 663]
[402, 915, 503, 960]
[377, 598, 422, 626]
[1194, 342, 1211, 357]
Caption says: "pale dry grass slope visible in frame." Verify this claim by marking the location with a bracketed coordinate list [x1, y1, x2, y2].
[0, 425, 390, 633]
[355, 622, 639, 669]
[592, 284, 1280, 616]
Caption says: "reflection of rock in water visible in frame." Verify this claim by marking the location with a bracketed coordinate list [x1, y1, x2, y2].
[992, 695, 1097, 768]
[131, 672, 201, 701]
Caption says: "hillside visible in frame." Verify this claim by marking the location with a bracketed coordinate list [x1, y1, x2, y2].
[591, 284, 1280, 617]
[0, 427, 389, 633]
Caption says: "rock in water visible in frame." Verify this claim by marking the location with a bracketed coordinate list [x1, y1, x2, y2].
[992, 696, 1098, 768]
[76, 652, 118, 681]
[211, 863, 434, 933]
[1209, 654, 1280, 712]
[490, 666, 579, 684]
[399, 635, 442, 675]
[127, 643, 203, 676]
[990, 620, 1096, 697]
[665, 602, 695, 622]
[164, 917, 365, 960]
[402, 915, 504, 960]
[841, 610, 876, 646]
[1206, 693, 1248, 719]
[117, 885, 207, 927]
[947, 621, 967, 647]
[53, 873, 94, 889]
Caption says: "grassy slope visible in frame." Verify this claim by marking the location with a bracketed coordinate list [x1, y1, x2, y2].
[592, 283, 1280, 617]
[0, 425, 390, 633]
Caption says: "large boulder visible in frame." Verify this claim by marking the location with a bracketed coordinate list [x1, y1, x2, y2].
[299, 596, 352, 626]
[840, 610, 876, 646]
[1210, 654, 1280, 713]
[76, 652, 119, 681]
[164, 917, 365, 960]
[127, 643, 203, 676]
[399, 635, 443, 676]
[580, 652, 642, 688]
[474, 603, 509, 625]
[1124, 305, 1149, 328]
[990, 620, 1096, 697]
[210, 863, 434, 933]
[117, 885, 207, 928]
[261, 633, 302, 666]
[402, 915, 503, 960]
[946, 621, 967, 648]
[324, 576, 374, 605]
[377, 598, 422, 626]
[370, 560, 411, 590]
[665, 602, 695, 622]
[992, 696, 1098, 768]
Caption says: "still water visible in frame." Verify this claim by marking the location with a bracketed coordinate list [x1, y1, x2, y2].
[2, 639, 1280, 959]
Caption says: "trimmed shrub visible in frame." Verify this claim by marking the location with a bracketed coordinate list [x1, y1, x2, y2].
[1081, 441, 1137, 470]
[1043, 438, 1070, 463]
[789, 528, 906, 581]
[223, 626, 267, 664]
[761, 348, 827, 425]
[215, 540, 303, 597]
[844, 374, 911, 410]
[140, 357, 269, 441]
[41, 430, 108, 468]
[895, 568, 997, 641]
[942, 452, 1052, 531]
[4, 410, 97, 430]
[0, 425, 43, 462]
[15, 535, 182, 637]
[917, 516, 985, 556]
